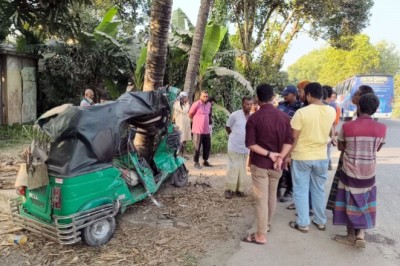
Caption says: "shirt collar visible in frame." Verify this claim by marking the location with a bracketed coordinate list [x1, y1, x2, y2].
[259, 103, 273, 109]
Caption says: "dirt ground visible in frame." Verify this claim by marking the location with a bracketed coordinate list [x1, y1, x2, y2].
[0, 150, 255, 266]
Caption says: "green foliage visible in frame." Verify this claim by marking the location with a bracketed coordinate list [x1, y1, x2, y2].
[0, 0, 91, 42]
[95, 6, 120, 38]
[212, 108, 229, 132]
[185, 128, 228, 155]
[0, 125, 32, 149]
[210, 128, 228, 154]
[37, 6, 138, 112]
[171, 8, 195, 31]
[165, 47, 189, 88]
[213, 0, 373, 81]
[134, 47, 148, 89]
[288, 35, 388, 86]
[39, 42, 133, 112]
[200, 23, 228, 75]
[374, 41, 400, 75]
[287, 49, 327, 85]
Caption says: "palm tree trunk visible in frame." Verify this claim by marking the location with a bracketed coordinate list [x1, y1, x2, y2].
[135, 0, 172, 160]
[184, 0, 214, 101]
[143, 0, 173, 91]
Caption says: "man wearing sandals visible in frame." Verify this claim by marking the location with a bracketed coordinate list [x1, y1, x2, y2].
[288, 82, 335, 233]
[332, 93, 386, 248]
[242, 84, 293, 245]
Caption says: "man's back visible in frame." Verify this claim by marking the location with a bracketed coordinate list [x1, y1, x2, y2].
[246, 104, 293, 169]
[291, 104, 336, 160]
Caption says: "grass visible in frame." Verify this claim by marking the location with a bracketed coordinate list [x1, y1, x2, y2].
[0, 125, 33, 149]
[182, 253, 199, 266]
[185, 128, 228, 154]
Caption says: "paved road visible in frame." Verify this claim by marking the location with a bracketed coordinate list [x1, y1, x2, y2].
[202, 118, 400, 266]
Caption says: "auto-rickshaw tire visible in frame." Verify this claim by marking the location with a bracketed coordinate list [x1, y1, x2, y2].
[172, 165, 188, 188]
[82, 216, 116, 247]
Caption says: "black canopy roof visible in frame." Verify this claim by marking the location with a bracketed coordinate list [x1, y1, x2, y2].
[37, 89, 174, 177]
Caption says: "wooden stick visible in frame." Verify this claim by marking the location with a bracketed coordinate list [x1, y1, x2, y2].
[0, 227, 23, 235]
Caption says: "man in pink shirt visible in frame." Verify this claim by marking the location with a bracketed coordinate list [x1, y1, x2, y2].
[189, 91, 212, 169]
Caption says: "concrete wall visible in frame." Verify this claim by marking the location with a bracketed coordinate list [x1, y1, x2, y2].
[5, 55, 37, 125]
[21, 67, 37, 123]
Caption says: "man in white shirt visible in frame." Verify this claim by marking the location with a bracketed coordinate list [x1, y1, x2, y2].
[224, 96, 253, 199]
[80, 89, 94, 106]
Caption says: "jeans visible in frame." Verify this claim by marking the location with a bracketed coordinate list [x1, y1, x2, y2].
[291, 159, 329, 227]
[327, 142, 332, 165]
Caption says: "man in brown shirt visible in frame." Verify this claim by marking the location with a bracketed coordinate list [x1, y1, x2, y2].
[242, 84, 293, 245]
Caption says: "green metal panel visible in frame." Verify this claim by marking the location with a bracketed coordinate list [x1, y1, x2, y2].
[22, 167, 132, 221]
[153, 125, 185, 175]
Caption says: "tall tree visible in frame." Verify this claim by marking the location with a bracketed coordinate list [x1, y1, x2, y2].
[215, 0, 373, 80]
[287, 34, 392, 86]
[135, 0, 172, 159]
[183, 0, 214, 100]
[374, 41, 400, 75]
[142, 0, 172, 91]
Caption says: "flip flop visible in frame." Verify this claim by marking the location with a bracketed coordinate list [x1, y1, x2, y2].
[241, 233, 266, 245]
[333, 235, 355, 246]
[286, 203, 296, 210]
[267, 224, 271, 232]
[289, 221, 309, 233]
[312, 221, 326, 231]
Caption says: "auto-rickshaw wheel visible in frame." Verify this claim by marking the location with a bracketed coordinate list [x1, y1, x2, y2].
[172, 165, 188, 188]
[82, 216, 116, 247]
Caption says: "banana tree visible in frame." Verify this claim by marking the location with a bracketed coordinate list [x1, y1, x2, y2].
[170, 8, 252, 100]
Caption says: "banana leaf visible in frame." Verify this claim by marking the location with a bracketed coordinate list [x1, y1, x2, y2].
[200, 23, 228, 75]
[171, 8, 195, 32]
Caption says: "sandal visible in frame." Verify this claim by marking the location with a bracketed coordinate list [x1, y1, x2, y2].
[288, 221, 309, 233]
[236, 191, 247, 197]
[333, 235, 355, 246]
[241, 233, 266, 245]
[267, 224, 271, 232]
[224, 190, 233, 199]
[286, 203, 296, 210]
[312, 221, 326, 231]
[355, 238, 366, 249]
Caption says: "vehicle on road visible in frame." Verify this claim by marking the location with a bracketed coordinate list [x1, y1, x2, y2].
[10, 87, 188, 247]
[335, 74, 394, 120]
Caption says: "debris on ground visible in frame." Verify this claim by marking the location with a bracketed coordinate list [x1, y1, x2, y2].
[0, 174, 254, 266]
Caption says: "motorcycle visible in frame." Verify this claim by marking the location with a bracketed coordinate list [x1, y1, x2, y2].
[9, 87, 188, 246]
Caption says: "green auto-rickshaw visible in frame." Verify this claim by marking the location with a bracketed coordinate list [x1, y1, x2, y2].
[10, 87, 188, 246]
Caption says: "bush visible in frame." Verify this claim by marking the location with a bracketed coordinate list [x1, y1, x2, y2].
[211, 108, 228, 132]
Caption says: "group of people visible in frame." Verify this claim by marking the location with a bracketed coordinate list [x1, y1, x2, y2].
[81, 82, 386, 249]
[221, 81, 386, 248]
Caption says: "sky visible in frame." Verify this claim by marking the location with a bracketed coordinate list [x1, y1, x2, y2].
[172, 0, 400, 70]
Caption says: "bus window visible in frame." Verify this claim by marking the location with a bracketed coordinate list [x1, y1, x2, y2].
[344, 80, 351, 94]
[337, 83, 344, 94]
